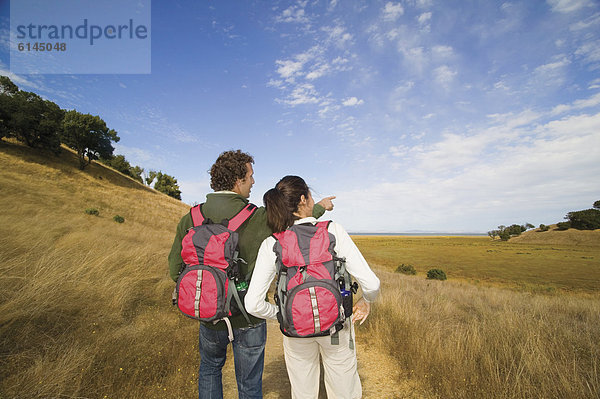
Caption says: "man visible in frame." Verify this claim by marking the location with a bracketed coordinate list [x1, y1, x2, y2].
[168, 149, 334, 399]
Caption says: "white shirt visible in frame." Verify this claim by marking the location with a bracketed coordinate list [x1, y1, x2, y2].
[245, 217, 381, 320]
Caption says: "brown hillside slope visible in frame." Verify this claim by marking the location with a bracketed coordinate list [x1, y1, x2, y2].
[510, 225, 600, 246]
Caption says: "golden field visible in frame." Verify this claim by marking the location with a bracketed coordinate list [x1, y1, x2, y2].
[352, 234, 600, 293]
[0, 140, 598, 398]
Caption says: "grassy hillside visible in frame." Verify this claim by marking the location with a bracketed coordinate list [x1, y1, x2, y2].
[0, 140, 198, 398]
[510, 224, 600, 246]
[1, 140, 598, 398]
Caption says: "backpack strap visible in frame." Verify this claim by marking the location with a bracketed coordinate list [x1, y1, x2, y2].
[315, 220, 331, 230]
[190, 204, 205, 227]
[227, 203, 258, 231]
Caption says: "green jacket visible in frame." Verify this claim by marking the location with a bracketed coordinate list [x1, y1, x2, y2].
[168, 191, 325, 330]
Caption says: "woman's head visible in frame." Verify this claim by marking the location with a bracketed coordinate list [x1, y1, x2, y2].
[263, 176, 313, 233]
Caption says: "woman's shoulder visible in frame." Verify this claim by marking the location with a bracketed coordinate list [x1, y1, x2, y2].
[260, 234, 277, 247]
[326, 220, 347, 233]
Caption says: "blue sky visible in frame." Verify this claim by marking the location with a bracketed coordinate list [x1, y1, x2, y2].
[1, 0, 599, 233]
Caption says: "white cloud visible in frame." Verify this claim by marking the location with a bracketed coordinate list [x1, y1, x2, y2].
[389, 145, 409, 157]
[534, 57, 571, 74]
[551, 92, 600, 115]
[275, 59, 305, 79]
[383, 2, 404, 21]
[530, 56, 571, 87]
[306, 63, 330, 80]
[180, 179, 211, 206]
[415, 0, 433, 8]
[569, 12, 600, 30]
[547, 0, 594, 13]
[486, 109, 541, 129]
[0, 65, 41, 91]
[433, 65, 457, 88]
[114, 144, 156, 166]
[401, 47, 428, 74]
[575, 41, 600, 63]
[333, 111, 600, 232]
[279, 83, 321, 106]
[417, 12, 432, 32]
[342, 97, 364, 106]
[323, 25, 353, 47]
[418, 12, 432, 24]
[276, 5, 310, 24]
[432, 45, 453, 61]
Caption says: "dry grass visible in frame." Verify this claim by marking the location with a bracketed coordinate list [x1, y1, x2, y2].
[358, 270, 600, 399]
[0, 140, 198, 398]
[1, 140, 599, 398]
[352, 235, 600, 293]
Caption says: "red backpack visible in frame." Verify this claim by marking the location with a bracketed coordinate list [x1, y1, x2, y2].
[273, 221, 355, 339]
[175, 203, 257, 338]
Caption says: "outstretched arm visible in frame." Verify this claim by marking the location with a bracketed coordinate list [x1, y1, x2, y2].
[317, 195, 336, 211]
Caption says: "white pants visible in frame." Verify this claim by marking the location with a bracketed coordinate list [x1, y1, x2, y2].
[282, 321, 362, 399]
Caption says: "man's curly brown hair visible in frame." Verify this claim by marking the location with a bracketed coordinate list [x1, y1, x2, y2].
[209, 150, 254, 191]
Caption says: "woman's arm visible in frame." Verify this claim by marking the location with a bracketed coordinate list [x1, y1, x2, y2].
[245, 237, 279, 320]
[330, 222, 380, 303]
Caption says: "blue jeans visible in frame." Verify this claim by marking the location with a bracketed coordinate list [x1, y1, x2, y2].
[198, 321, 266, 399]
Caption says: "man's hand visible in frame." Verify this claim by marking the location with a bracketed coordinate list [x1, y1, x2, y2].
[351, 297, 371, 325]
[317, 196, 336, 211]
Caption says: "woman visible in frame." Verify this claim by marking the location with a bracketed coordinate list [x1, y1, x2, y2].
[245, 176, 380, 399]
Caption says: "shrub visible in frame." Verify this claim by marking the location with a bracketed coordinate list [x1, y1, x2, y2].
[498, 230, 511, 241]
[85, 208, 99, 216]
[395, 264, 417, 275]
[539, 224, 549, 232]
[566, 209, 600, 230]
[556, 221, 571, 231]
[113, 215, 125, 223]
[426, 269, 447, 281]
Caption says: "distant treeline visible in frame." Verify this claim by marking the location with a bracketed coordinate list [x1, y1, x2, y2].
[0, 76, 181, 200]
[489, 200, 600, 240]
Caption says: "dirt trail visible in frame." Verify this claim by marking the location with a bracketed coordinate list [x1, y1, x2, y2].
[220, 319, 428, 398]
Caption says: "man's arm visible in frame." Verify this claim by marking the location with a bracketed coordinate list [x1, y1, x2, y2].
[312, 195, 335, 218]
[167, 213, 193, 282]
[317, 195, 336, 211]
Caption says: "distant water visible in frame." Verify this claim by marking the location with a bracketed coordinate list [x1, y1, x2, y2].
[349, 232, 487, 236]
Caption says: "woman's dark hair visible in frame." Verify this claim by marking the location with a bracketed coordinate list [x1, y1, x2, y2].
[263, 175, 309, 233]
[209, 150, 254, 191]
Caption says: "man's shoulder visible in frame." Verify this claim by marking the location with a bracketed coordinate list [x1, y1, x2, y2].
[202, 192, 250, 219]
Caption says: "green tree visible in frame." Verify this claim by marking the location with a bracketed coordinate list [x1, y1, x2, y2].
[153, 171, 182, 200]
[130, 165, 144, 183]
[145, 170, 158, 186]
[61, 110, 119, 170]
[566, 209, 600, 230]
[487, 230, 499, 240]
[594, 200, 600, 210]
[0, 76, 19, 140]
[101, 154, 132, 176]
[0, 77, 63, 153]
[498, 230, 511, 241]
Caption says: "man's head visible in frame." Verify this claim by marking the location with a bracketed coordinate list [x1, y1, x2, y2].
[209, 150, 255, 198]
